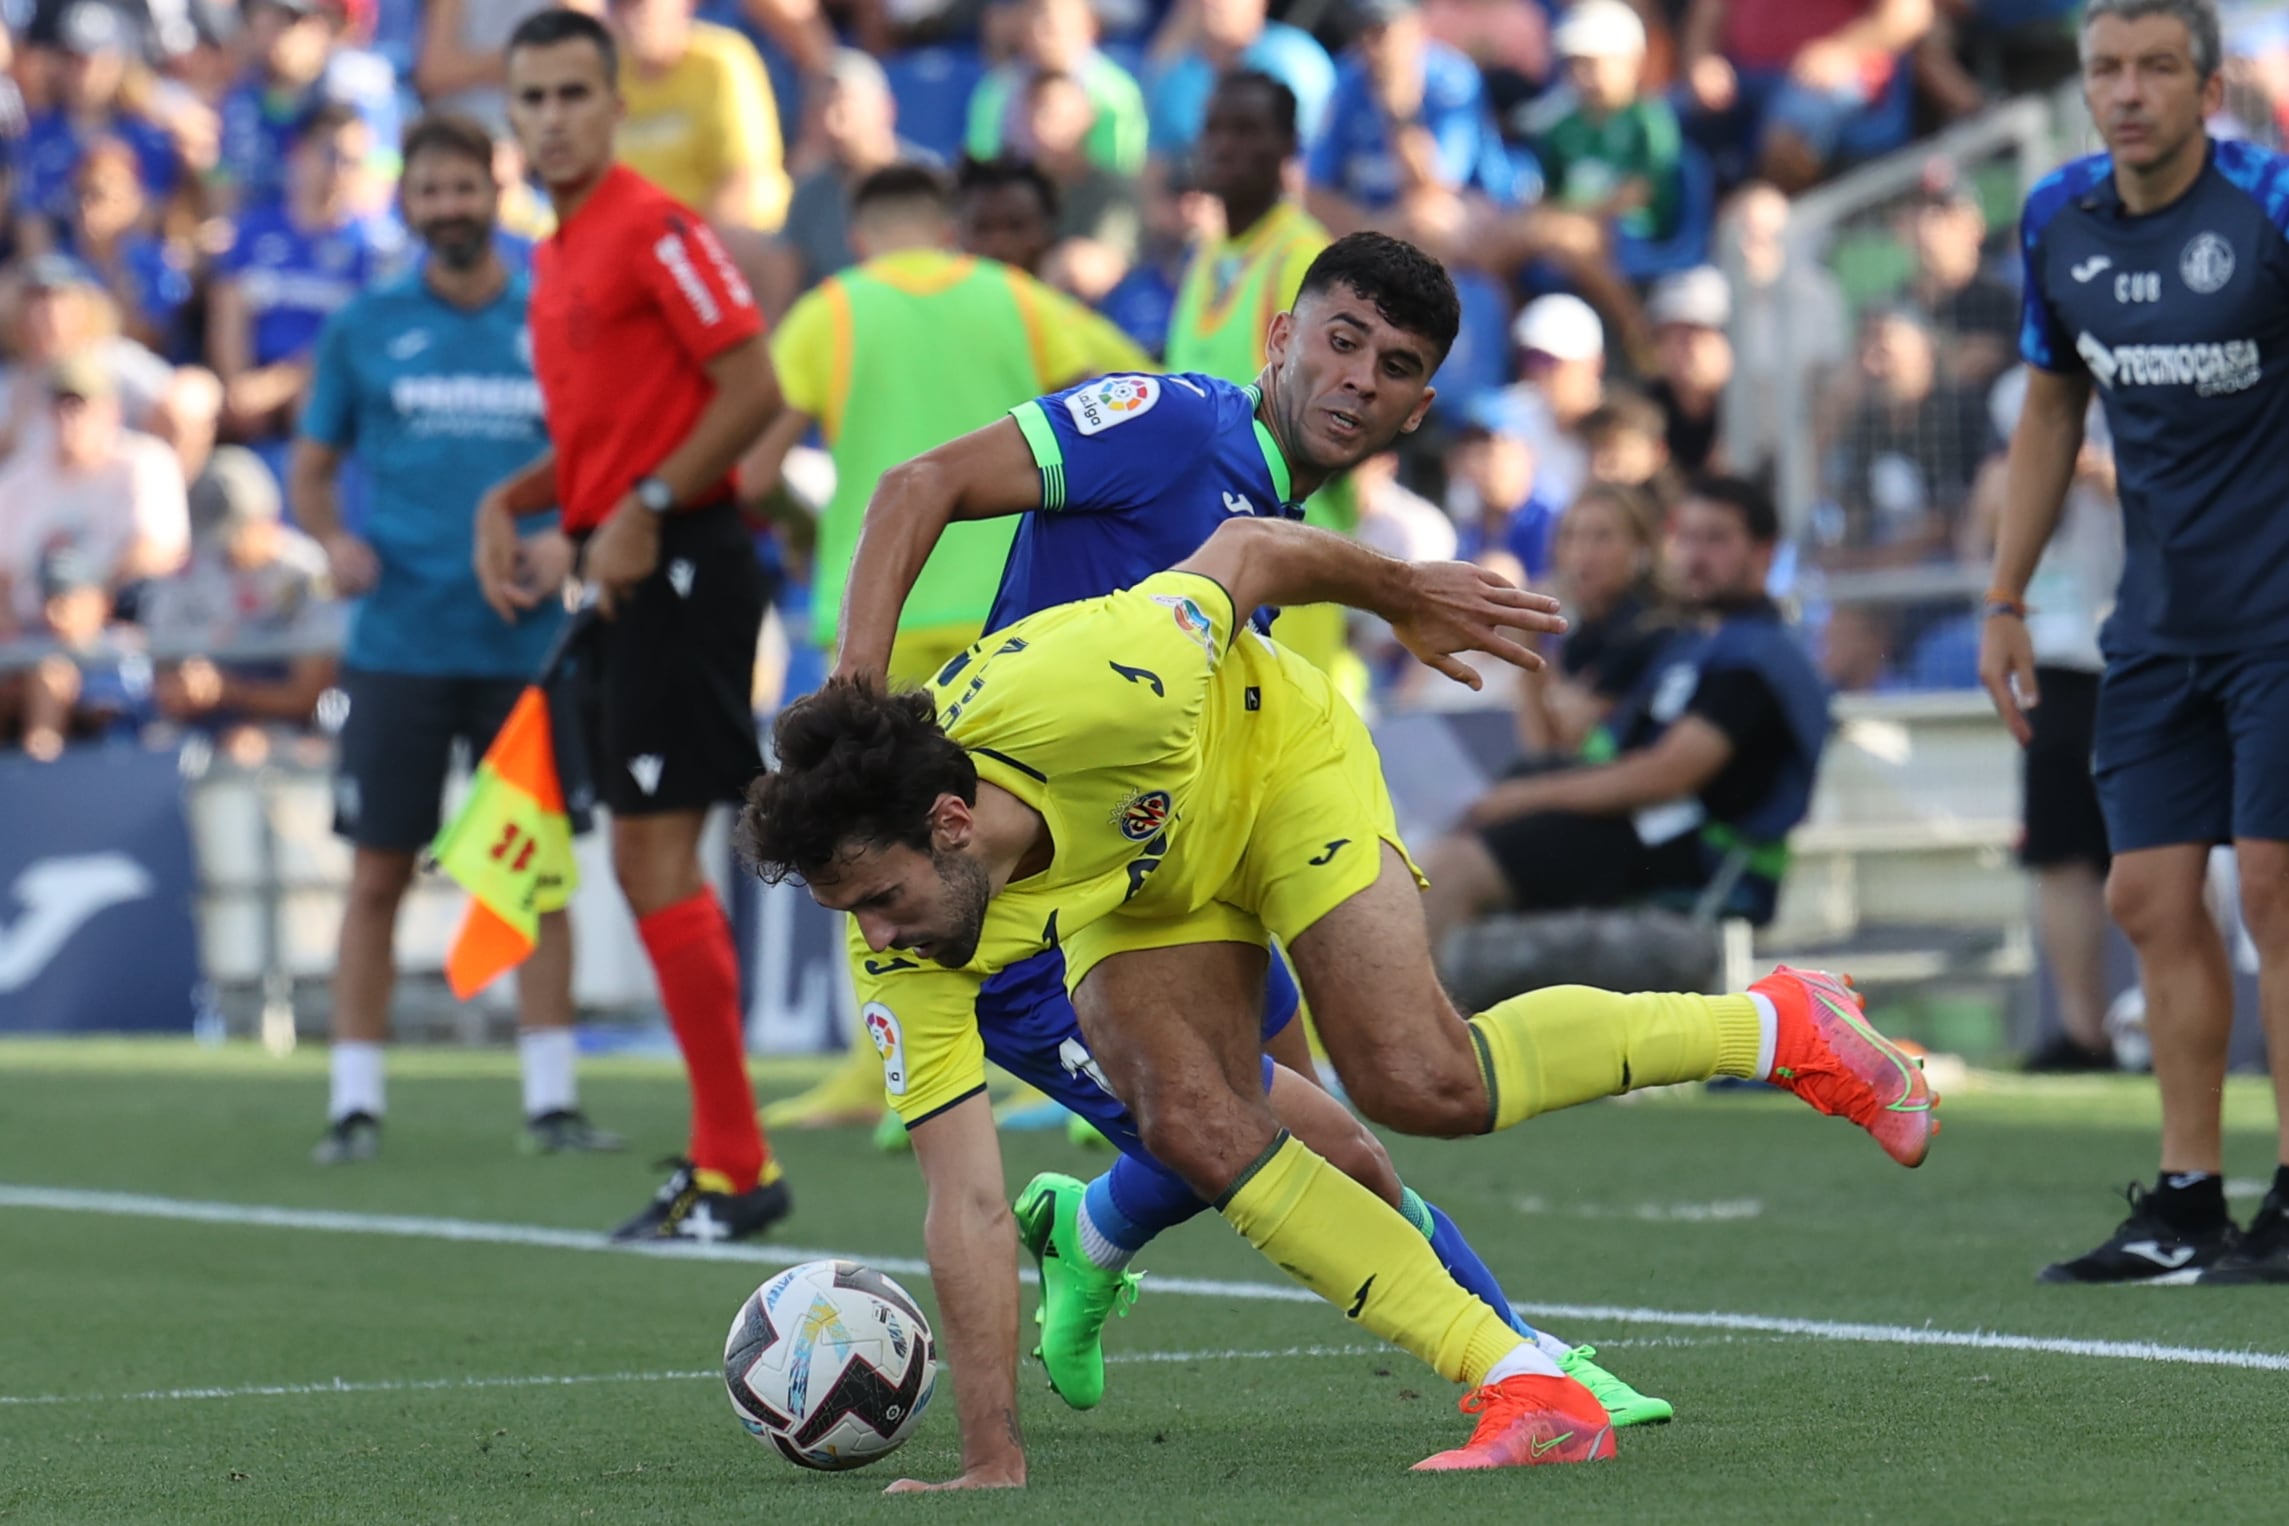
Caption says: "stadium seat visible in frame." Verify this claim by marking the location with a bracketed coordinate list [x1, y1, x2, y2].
[1615, 142, 1716, 283]
[882, 45, 989, 163]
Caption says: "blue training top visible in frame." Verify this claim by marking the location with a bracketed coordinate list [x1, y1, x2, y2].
[2019, 138, 2289, 657]
[299, 266, 562, 679]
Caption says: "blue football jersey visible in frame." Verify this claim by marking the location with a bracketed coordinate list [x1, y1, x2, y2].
[299, 268, 562, 679]
[14, 109, 180, 226]
[2020, 139, 2289, 656]
[989, 371, 1302, 634]
[217, 51, 404, 213]
[218, 205, 402, 366]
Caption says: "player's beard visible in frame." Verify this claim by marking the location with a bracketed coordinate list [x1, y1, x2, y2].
[921, 850, 993, 969]
[420, 219, 491, 271]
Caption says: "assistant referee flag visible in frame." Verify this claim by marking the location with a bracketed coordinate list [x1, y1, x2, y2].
[431, 622, 585, 998]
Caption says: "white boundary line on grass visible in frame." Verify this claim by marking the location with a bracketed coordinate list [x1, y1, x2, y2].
[6, 1184, 2288, 1376]
[0, 1341, 1761, 1411]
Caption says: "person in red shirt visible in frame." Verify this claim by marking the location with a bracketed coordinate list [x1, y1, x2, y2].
[476, 6, 789, 1243]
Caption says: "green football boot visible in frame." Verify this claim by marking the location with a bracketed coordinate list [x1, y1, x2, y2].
[1013, 1171, 1141, 1410]
[1559, 1344, 1674, 1427]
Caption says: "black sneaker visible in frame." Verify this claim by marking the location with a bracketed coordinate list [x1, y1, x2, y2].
[2201, 1194, 2289, 1285]
[2038, 1183, 2239, 1284]
[523, 1109, 625, 1155]
[311, 1111, 381, 1166]
[609, 1158, 792, 1244]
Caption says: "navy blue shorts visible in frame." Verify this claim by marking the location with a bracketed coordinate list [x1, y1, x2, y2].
[2093, 648, 2289, 851]
[973, 946, 1301, 1160]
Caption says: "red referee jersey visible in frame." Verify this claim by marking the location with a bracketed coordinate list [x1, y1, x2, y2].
[530, 164, 763, 533]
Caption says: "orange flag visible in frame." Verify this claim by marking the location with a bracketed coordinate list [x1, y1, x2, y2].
[430, 686, 578, 999]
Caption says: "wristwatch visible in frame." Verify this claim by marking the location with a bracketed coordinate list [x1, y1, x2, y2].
[633, 475, 676, 514]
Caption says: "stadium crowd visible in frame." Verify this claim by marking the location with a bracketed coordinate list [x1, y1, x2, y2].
[3, 0, 2175, 754]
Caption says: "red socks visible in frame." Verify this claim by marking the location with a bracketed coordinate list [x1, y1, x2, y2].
[637, 889, 776, 1189]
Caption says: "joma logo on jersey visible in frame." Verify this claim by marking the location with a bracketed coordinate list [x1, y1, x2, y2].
[2075, 332, 2260, 396]
[1115, 789, 1173, 841]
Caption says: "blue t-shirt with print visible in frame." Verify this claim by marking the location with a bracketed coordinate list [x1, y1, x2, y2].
[216, 204, 401, 365]
[2019, 138, 2289, 656]
[299, 267, 562, 678]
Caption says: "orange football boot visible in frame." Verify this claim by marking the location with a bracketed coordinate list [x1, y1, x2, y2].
[1751, 965, 1939, 1168]
[1411, 1373, 1617, 1472]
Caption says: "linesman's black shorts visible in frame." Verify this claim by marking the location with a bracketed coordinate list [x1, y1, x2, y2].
[333, 669, 595, 851]
[575, 502, 766, 816]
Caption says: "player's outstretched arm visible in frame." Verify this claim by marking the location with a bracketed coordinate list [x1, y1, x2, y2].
[887, 1092, 1029, 1494]
[1979, 364, 2090, 744]
[834, 418, 1046, 686]
[1175, 516, 1565, 690]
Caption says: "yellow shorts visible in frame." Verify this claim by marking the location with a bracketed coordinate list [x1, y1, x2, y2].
[1062, 631, 1424, 990]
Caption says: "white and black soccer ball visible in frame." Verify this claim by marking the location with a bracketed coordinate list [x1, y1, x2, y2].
[723, 1259, 937, 1471]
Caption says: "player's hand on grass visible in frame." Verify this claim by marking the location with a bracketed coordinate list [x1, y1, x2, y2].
[882, 1463, 1025, 1494]
[1977, 608, 2039, 746]
[473, 492, 530, 623]
[1392, 560, 1565, 691]
[585, 498, 662, 619]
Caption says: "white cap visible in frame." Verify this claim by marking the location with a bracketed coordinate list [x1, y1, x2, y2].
[1646, 265, 1731, 329]
[1553, 0, 1645, 59]
[1511, 293, 1605, 362]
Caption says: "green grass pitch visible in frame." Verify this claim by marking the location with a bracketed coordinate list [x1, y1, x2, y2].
[4, 1040, 2287, 1524]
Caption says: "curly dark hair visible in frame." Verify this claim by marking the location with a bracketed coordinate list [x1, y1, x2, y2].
[1296, 232, 1461, 363]
[736, 685, 978, 886]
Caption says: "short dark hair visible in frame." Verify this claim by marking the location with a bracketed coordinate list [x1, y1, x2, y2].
[1214, 68, 1298, 145]
[737, 685, 979, 885]
[850, 161, 953, 220]
[954, 154, 1060, 221]
[1296, 232, 1461, 363]
[1686, 473, 1780, 545]
[291, 100, 366, 149]
[401, 111, 496, 174]
[506, 7, 619, 86]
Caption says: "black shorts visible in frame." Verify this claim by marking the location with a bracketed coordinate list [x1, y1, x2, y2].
[575, 503, 766, 816]
[1479, 807, 1708, 909]
[333, 669, 595, 852]
[2022, 664, 2109, 869]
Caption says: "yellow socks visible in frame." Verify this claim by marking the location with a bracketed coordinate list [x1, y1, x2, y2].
[1465, 988, 1765, 1133]
[1217, 1132, 1520, 1387]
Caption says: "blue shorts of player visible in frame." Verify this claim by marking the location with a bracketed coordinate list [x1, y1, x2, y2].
[975, 949, 1530, 1336]
[2093, 648, 2289, 852]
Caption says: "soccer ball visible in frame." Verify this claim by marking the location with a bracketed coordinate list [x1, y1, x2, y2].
[722, 1259, 937, 1471]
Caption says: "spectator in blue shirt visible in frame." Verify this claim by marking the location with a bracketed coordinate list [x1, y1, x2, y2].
[1142, 0, 1336, 155]
[209, 102, 402, 462]
[217, 0, 401, 216]
[1304, 0, 1516, 258]
[60, 135, 196, 358]
[12, 2, 188, 247]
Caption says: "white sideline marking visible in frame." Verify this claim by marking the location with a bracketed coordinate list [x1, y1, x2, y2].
[1515, 1195, 1766, 1223]
[6, 1185, 2288, 1375]
[0, 1346, 1388, 1409]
